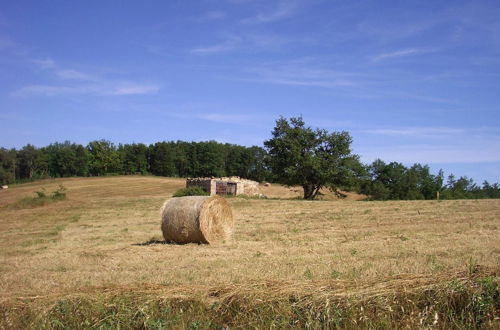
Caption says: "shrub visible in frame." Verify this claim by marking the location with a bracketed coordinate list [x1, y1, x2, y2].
[35, 188, 47, 198]
[173, 187, 209, 197]
[51, 184, 67, 200]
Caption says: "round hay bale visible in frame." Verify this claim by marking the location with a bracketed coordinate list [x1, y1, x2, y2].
[160, 195, 234, 244]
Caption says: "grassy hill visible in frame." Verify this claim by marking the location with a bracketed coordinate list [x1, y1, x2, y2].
[0, 176, 498, 328]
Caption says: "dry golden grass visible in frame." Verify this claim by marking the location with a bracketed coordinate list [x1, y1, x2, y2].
[0, 175, 499, 305]
[259, 183, 365, 200]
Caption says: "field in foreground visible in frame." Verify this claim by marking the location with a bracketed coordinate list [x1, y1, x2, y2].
[0, 176, 498, 329]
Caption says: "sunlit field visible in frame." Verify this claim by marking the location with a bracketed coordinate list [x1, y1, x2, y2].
[1, 176, 498, 328]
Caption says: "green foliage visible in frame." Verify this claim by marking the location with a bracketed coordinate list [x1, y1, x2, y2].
[264, 116, 362, 199]
[51, 184, 67, 200]
[87, 140, 121, 176]
[0, 147, 16, 185]
[148, 140, 271, 181]
[9, 185, 67, 209]
[360, 159, 500, 200]
[173, 186, 210, 197]
[43, 141, 89, 177]
[18, 144, 48, 180]
[118, 143, 148, 174]
[35, 188, 47, 198]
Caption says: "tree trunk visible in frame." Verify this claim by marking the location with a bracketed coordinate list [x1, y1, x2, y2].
[303, 184, 321, 200]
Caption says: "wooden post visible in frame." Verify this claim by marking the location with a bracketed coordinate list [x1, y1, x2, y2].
[436, 191, 440, 200]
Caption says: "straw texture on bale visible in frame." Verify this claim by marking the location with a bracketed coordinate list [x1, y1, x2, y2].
[160, 195, 234, 244]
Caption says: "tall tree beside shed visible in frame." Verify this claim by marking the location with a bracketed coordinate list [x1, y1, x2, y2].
[264, 116, 360, 199]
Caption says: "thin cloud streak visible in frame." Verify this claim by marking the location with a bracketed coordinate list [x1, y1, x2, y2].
[112, 85, 160, 95]
[200, 11, 226, 21]
[360, 142, 500, 164]
[190, 32, 292, 55]
[224, 61, 362, 88]
[56, 69, 96, 81]
[240, 1, 298, 24]
[171, 112, 264, 125]
[196, 113, 255, 124]
[190, 42, 237, 55]
[372, 48, 436, 62]
[31, 58, 55, 70]
[361, 127, 465, 137]
[12, 83, 160, 97]
[12, 59, 160, 97]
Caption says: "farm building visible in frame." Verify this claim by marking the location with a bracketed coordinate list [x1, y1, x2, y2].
[186, 177, 260, 196]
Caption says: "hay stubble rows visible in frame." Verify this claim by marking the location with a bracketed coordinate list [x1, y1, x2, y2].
[0, 176, 499, 320]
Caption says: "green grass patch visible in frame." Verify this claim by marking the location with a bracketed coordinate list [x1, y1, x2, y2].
[172, 187, 209, 197]
[7, 185, 67, 209]
[7, 184, 67, 209]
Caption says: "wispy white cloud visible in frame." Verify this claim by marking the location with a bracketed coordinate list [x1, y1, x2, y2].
[361, 127, 465, 137]
[171, 110, 262, 125]
[13, 59, 160, 97]
[31, 58, 55, 70]
[13, 83, 160, 97]
[191, 42, 237, 55]
[359, 141, 500, 164]
[308, 118, 354, 130]
[225, 60, 361, 88]
[167, 102, 273, 125]
[357, 126, 500, 164]
[112, 85, 160, 95]
[200, 10, 226, 21]
[11, 85, 92, 97]
[190, 34, 242, 54]
[240, 1, 298, 24]
[190, 32, 292, 55]
[245, 77, 356, 88]
[194, 113, 255, 124]
[372, 48, 436, 62]
[56, 69, 96, 81]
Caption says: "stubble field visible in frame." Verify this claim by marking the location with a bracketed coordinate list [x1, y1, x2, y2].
[0, 176, 498, 328]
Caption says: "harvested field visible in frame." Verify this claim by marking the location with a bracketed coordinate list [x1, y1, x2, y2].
[0, 176, 499, 328]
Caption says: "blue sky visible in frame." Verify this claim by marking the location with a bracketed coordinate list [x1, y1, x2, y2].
[1, 0, 499, 183]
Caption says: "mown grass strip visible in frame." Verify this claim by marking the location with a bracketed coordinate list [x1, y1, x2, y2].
[1, 275, 498, 329]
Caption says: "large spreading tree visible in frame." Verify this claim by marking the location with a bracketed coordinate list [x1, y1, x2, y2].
[264, 116, 362, 200]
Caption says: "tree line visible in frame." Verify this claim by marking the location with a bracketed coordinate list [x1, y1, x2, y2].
[0, 140, 269, 184]
[1, 118, 499, 200]
[358, 160, 500, 200]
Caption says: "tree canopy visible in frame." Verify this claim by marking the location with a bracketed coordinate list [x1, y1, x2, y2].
[264, 116, 362, 199]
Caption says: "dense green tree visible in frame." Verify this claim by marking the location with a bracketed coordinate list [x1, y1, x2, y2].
[246, 146, 270, 182]
[87, 140, 121, 176]
[0, 148, 17, 185]
[224, 144, 248, 177]
[441, 175, 477, 199]
[174, 141, 191, 177]
[264, 116, 360, 199]
[17, 144, 48, 180]
[149, 142, 178, 177]
[43, 141, 88, 177]
[118, 143, 148, 174]
[362, 160, 406, 199]
[193, 141, 226, 177]
[360, 161, 445, 200]
[481, 181, 500, 198]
